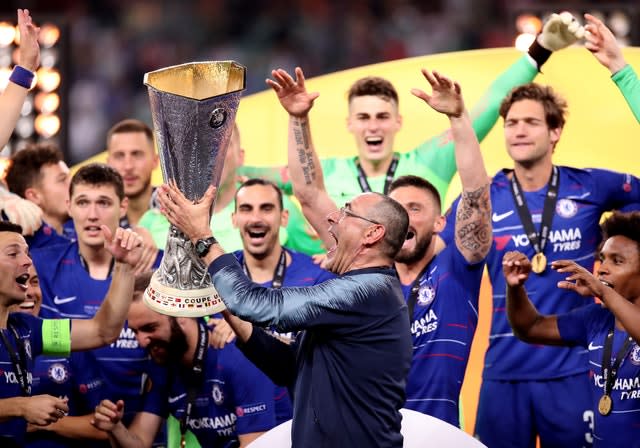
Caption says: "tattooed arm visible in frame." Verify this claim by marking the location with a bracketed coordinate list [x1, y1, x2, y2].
[412, 69, 492, 263]
[266, 67, 339, 249]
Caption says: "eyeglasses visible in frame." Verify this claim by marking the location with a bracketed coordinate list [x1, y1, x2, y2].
[336, 206, 381, 225]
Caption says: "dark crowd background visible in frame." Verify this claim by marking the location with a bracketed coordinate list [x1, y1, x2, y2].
[1, 0, 638, 163]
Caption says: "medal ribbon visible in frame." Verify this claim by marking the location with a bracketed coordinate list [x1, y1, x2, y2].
[355, 153, 399, 195]
[243, 250, 287, 289]
[601, 329, 634, 399]
[179, 320, 208, 443]
[509, 165, 559, 260]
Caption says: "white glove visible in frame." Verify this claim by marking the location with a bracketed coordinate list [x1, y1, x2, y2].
[0, 187, 43, 236]
[538, 12, 585, 51]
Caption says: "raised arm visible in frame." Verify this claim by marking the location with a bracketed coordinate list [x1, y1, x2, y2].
[411, 70, 491, 263]
[70, 227, 143, 350]
[408, 12, 585, 200]
[266, 67, 338, 249]
[584, 13, 640, 123]
[503, 251, 563, 345]
[0, 9, 40, 148]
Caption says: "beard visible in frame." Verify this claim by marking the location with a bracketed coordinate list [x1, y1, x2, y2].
[148, 317, 189, 365]
[127, 178, 152, 200]
[395, 232, 433, 265]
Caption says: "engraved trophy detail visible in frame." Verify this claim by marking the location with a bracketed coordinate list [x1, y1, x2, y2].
[143, 61, 246, 317]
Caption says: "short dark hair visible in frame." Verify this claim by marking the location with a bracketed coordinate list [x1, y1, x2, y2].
[0, 221, 23, 235]
[601, 211, 640, 256]
[5, 143, 64, 198]
[235, 178, 284, 211]
[388, 175, 442, 213]
[106, 119, 154, 148]
[367, 193, 409, 259]
[70, 163, 125, 201]
[499, 83, 567, 130]
[348, 77, 399, 106]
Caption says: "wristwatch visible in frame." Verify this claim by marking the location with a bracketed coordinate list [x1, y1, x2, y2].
[194, 236, 217, 258]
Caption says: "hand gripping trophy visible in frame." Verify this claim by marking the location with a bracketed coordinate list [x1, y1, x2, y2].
[142, 61, 246, 317]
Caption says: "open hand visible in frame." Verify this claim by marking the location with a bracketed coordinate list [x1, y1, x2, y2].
[17, 9, 40, 72]
[267, 67, 319, 118]
[411, 69, 464, 118]
[552, 259, 605, 298]
[584, 13, 626, 74]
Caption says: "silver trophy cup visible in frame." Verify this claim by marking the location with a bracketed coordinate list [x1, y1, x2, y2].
[142, 61, 246, 317]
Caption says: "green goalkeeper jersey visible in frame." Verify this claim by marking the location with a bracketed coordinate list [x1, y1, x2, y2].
[241, 55, 539, 206]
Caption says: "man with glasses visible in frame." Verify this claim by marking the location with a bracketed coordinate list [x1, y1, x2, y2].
[155, 178, 412, 446]
[275, 64, 492, 428]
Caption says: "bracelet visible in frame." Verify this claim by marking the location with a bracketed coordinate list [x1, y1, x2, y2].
[9, 65, 35, 89]
[527, 39, 552, 72]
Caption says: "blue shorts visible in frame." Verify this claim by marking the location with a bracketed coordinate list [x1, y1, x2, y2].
[475, 373, 594, 448]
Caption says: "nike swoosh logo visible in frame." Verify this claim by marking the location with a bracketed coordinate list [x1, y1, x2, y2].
[588, 342, 603, 351]
[492, 210, 514, 222]
[168, 393, 186, 404]
[53, 295, 77, 305]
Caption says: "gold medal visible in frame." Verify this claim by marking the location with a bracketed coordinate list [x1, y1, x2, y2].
[531, 252, 547, 274]
[598, 394, 613, 416]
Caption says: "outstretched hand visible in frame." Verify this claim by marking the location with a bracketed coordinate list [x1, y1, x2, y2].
[538, 12, 585, 52]
[266, 67, 319, 118]
[411, 69, 464, 118]
[502, 251, 532, 287]
[157, 182, 216, 242]
[17, 9, 40, 72]
[552, 259, 606, 298]
[103, 226, 144, 268]
[584, 13, 626, 74]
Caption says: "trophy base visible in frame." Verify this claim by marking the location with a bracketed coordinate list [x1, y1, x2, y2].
[143, 272, 226, 317]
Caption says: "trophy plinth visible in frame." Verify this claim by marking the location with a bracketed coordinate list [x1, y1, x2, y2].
[142, 61, 246, 317]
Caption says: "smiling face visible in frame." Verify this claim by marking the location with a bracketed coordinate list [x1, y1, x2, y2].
[597, 235, 640, 302]
[69, 183, 128, 250]
[128, 299, 188, 365]
[347, 95, 402, 164]
[232, 183, 288, 260]
[9, 265, 41, 316]
[0, 231, 32, 307]
[503, 99, 560, 168]
[388, 185, 443, 265]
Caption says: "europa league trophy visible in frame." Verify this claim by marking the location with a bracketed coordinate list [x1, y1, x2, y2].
[142, 61, 246, 317]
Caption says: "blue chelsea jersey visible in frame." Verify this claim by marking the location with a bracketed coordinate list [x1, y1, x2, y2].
[142, 341, 277, 447]
[31, 241, 162, 425]
[25, 351, 104, 448]
[401, 244, 484, 427]
[442, 166, 640, 380]
[558, 304, 640, 447]
[0, 314, 44, 445]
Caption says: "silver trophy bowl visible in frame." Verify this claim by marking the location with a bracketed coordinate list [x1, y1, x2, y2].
[143, 61, 246, 317]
